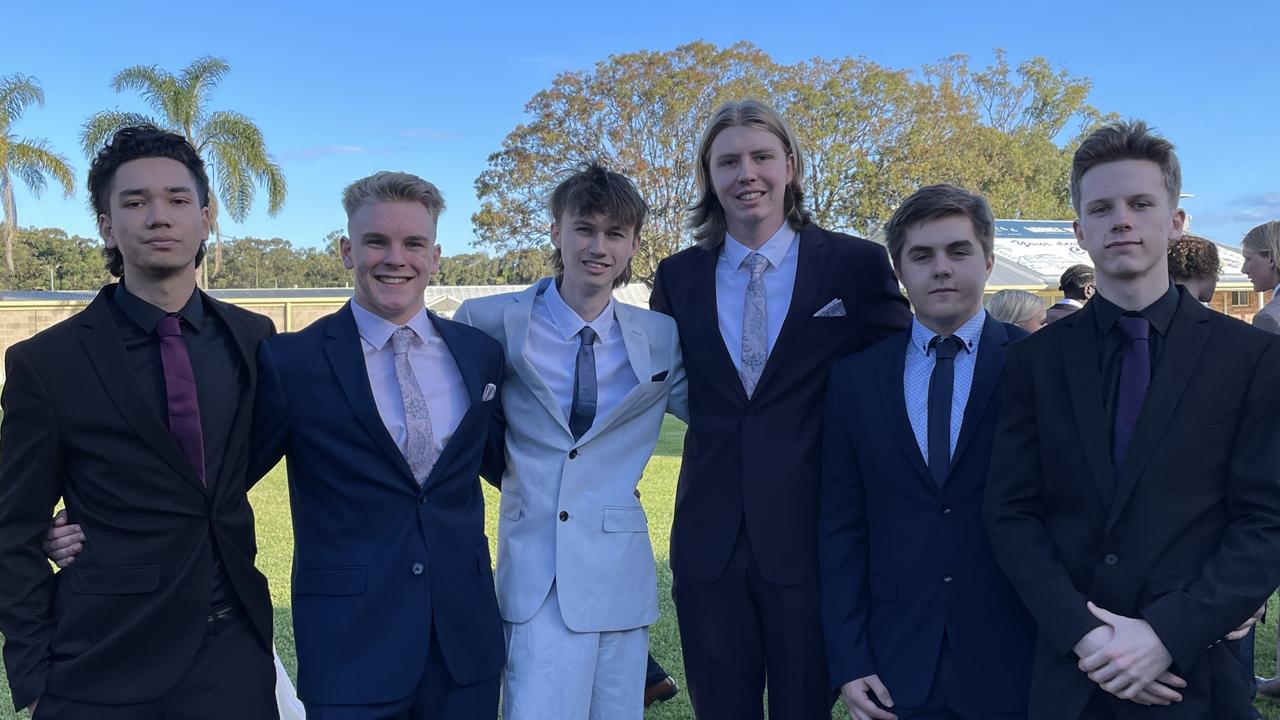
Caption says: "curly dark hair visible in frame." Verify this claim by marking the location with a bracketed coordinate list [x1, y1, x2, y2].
[87, 124, 210, 277]
[1167, 232, 1221, 281]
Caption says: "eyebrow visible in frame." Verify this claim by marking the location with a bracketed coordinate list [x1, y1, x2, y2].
[117, 186, 195, 198]
[359, 232, 431, 242]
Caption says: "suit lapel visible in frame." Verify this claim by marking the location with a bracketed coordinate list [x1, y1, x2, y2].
[950, 316, 1008, 472]
[502, 281, 573, 436]
[577, 303, 652, 445]
[1105, 292, 1211, 532]
[324, 303, 417, 485]
[420, 312, 484, 491]
[754, 225, 826, 399]
[1060, 303, 1116, 504]
[878, 331, 931, 484]
[77, 287, 206, 493]
[687, 245, 747, 406]
[203, 294, 260, 493]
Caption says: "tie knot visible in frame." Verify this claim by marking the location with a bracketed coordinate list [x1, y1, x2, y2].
[578, 326, 598, 346]
[1116, 315, 1150, 342]
[156, 315, 182, 338]
[930, 335, 962, 361]
[392, 326, 417, 355]
[742, 252, 769, 276]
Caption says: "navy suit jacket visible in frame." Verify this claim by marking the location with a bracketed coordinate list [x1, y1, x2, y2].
[651, 223, 911, 585]
[251, 302, 505, 706]
[819, 315, 1035, 711]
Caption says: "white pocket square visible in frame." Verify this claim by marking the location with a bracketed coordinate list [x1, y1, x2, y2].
[813, 298, 846, 317]
[482, 383, 497, 402]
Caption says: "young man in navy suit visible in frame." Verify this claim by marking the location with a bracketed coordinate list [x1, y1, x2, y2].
[819, 184, 1035, 720]
[650, 99, 911, 719]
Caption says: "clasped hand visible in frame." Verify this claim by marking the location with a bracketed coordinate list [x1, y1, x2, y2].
[1074, 601, 1185, 706]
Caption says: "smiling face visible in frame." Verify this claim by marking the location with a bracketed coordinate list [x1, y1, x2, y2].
[98, 157, 210, 279]
[896, 214, 994, 335]
[341, 200, 441, 324]
[707, 125, 794, 242]
[1073, 159, 1184, 286]
[552, 211, 640, 295]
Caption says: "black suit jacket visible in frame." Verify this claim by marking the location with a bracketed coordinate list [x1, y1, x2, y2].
[0, 284, 275, 711]
[650, 223, 910, 584]
[820, 315, 1035, 710]
[985, 287, 1280, 719]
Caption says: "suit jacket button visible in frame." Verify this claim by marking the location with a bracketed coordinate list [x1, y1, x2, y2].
[941, 505, 952, 514]
[419, 495, 427, 505]
[942, 574, 953, 583]
[1104, 553, 1120, 567]
[568, 449, 578, 459]
[559, 510, 569, 522]
[411, 563, 424, 575]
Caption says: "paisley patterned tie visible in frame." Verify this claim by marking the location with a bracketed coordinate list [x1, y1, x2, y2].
[740, 252, 769, 398]
[392, 326, 437, 485]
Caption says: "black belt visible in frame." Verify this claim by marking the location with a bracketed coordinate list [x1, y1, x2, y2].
[207, 601, 241, 625]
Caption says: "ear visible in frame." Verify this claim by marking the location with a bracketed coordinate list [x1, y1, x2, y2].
[984, 251, 995, 280]
[1170, 207, 1187, 237]
[1072, 219, 1085, 250]
[98, 213, 115, 248]
[550, 221, 562, 250]
[786, 152, 795, 185]
[200, 205, 212, 237]
[340, 236, 354, 269]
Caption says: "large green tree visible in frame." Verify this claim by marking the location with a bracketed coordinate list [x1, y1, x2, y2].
[0, 74, 75, 273]
[473, 43, 1109, 284]
[81, 57, 287, 280]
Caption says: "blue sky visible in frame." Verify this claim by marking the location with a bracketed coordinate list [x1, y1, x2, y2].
[4, 1, 1277, 257]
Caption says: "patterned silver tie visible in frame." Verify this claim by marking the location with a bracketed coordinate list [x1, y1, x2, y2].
[740, 252, 769, 398]
[392, 326, 436, 485]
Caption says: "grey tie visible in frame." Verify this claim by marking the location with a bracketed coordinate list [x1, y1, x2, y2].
[569, 327, 598, 441]
[391, 326, 436, 485]
[740, 252, 769, 398]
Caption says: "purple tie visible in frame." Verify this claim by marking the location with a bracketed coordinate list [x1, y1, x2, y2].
[157, 316, 205, 486]
[1112, 315, 1150, 470]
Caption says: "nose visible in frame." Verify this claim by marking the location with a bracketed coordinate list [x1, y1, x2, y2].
[146, 202, 173, 228]
[931, 257, 953, 278]
[585, 231, 606, 254]
[382, 241, 406, 266]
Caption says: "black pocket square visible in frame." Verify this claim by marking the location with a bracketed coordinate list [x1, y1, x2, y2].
[651, 370, 669, 382]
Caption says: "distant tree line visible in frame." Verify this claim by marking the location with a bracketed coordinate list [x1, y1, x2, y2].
[0, 226, 550, 291]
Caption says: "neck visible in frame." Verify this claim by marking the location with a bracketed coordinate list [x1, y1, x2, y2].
[1096, 270, 1169, 312]
[558, 278, 612, 323]
[728, 218, 786, 251]
[918, 306, 981, 338]
[123, 267, 197, 313]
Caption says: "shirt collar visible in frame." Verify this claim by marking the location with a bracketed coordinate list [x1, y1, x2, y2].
[722, 223, 797, 272]
[1060, 298, 1084, 309]
[543, 278, 617, 342]
[910, 308, 986, 357]
[350, 298, 434, 351]
[114, 279, 204, 334]
[1092, 281, 1180, 338]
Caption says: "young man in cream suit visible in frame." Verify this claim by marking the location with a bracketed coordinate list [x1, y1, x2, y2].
[454, 163, 688, 720]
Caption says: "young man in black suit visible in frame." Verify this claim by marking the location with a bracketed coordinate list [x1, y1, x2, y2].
[0, 126, 277, 719]
[985, 120, 1280, 719]
[650, 99, 910, 719]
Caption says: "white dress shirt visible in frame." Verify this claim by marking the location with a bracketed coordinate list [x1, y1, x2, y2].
[528, 278, 638, 429]
[350, 299, 469, 459]
[903, 309, 986, 465]
[715, 223, 800, 374]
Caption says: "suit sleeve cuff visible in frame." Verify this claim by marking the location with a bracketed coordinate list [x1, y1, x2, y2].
[1143, 597, 1209, 671]
[1048, 603, 1106, 658]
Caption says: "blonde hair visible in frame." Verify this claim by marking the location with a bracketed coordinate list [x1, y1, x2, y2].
[342, 171, 446, 219]
[986, 290, 1045, 328]
[687, 99, 811, 248]
[1242, 221, 1280, 261]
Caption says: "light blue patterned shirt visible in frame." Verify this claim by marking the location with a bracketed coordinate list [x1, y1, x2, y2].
[903, 309, 986, 465]
[715, 223, 799, 373]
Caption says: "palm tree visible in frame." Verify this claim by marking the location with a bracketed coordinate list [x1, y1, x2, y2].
[81, 56, 287, 280]
[1, 74, 76, 273]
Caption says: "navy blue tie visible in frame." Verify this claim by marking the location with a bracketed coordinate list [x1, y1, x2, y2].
[1113, 315, 1151, 470]
[928, 336, 962, 488]
[569, 327, 598, 440]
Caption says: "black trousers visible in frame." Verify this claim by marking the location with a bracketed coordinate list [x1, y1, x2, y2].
[672, 520, 834, 720]
[34, 611, 276, 720]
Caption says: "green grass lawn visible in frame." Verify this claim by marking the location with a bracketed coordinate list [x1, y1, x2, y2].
[3, 416, 1280, 719]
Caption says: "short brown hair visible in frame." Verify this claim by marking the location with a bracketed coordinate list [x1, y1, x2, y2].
[1167, 232, 1221, 282]
[547, 161, 648, 288]
[1058, 264, 1095, 299]
[883, 184, 994, 270]
[686, 99, 811, 248]
[342, 171, 445, 219]
[1070, 120, 1181, 213]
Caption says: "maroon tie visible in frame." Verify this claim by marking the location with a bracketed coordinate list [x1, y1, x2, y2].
[157, 316, 205, 486]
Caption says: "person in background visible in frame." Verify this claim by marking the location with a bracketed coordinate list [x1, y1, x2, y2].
[1046, 264, 1095, 324]
[1167, 233, 1221, 304]
[1240, 220, 1280, 333]
[986, 289, 1047, 334]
